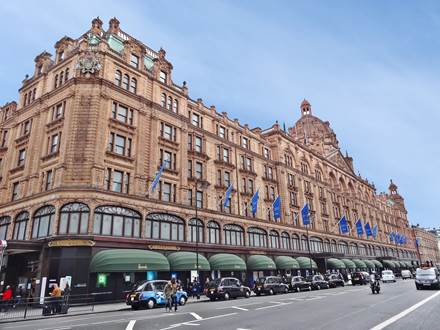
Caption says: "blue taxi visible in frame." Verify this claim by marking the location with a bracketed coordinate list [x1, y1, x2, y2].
[126, 280, 188, 310]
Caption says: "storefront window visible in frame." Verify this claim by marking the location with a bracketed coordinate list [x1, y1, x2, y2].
[281, 232, 290, 250]
[145, 213, 185, 241]
[93, 206, 140, 238]
[0, 216, 11, 240]
[13, 212, 29, 240]
[32, 205, 55, 239]
[269, 230, 280, 249]
[247, 227, 267, 248]
[59, 203, 90, 235]
[207, 221, 220, 244]
[292, 234, 300, 250]
[188, 218, 204, 243]
[223, 224, 244, 246]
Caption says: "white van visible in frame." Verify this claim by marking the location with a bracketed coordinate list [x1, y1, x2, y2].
[415, 267, 440, 290]
[401, 270, 412, 279]
[381, 270, 396, 282]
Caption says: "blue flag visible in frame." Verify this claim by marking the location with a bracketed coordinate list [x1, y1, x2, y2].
[365, 223, 372, 237]
[389, 232, 395, 242]
[339, 216, 349, 234]
[251, 190, 259, 216]
[415, 238, 420, 247]
[355, 219, 364, 236]
[150, 163, 165, 193]
[395, 232, 401, 245]
[372, 224, 378, 239]
[224, 184, 233, 208]
[301, 203, 310, 225]
[273, 196, 281, 221]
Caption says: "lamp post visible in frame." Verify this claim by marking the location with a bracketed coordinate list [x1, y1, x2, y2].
[192, 179, 208, 287]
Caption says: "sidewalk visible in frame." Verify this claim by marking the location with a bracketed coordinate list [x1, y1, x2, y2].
[0, 296, 210, 324]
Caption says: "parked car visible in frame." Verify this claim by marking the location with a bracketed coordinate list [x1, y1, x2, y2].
[401, 270, 412, 279]
[206, 277, 251, 301]
[415, 267, 440, 290]
[126, 280, 188, 310]
[325, 274, 345, 288]
[351, 272, 368, 285]
[382, 270, 396, 283]
[254, 276, 289, 295]
[286, 276, 312, 292]
[306, 275, 330, 290]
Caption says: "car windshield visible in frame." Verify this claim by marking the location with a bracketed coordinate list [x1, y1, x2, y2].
[315, 275, 324, 280]
[133, 281, 147, 291]
[416, 269, 436, 277]
[208, 279, 221, 287]
[257, 278, 267, 283]
[382, 271, 392, 275]
[154, 282, 167, 291]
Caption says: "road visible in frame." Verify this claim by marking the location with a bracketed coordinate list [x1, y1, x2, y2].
[2, 279, 439, 330]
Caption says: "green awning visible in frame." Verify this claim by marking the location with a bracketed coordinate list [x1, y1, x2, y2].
[167, 252, 210, 271]
[90, 249, 170, 273]
[405, 261, 413, 268]
[296, 257, 318, 269]
[341, 259, 356, 269]
[275, 256, 300, 270]
[327, 258, 346, 269]
[247, 255, 276, 271]
[363, 260, 375, 269]
[371, 260, 383, 268]
[209, 253, 246, 271]
[399, 261, 407, 268]
[382, 260, 396, 268]
[352, 259, 367, 269]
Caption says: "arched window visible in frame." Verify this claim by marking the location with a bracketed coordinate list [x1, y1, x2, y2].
[269, 230, 280, 249]
[207, 221, 220, 244]
[115, 70, 122, 86]
[223, 224, 244, 246]
[292, 234, 300, 250]
[93, 206, 141, 238]
[247, 227, 267, 248]
[130, 78, 137, 94]
[59, 203, 90, 235]
[32, 205, 55, 238]
[358, 244, 367, 256]
[13, 212, 29, 240]
[301, 235, 309, 251]
[188, 218, 204, 243]
[324, 239, 331, 252]
[167, 96, 172, 111]
[375, 246, 381, 257]
[122, 74, 129, 90]
[281, 232, 290, 250]
[338, 241, 349, 255]
[161, 93, 166, 108]
[59, 72, 64, 86]
[173, 99, 178, 113]
[54, 74, 59, 88]
[145, 213, 184, 241]
[0, 216, 11, 240]
[331, 239, 337, 253]
[349, 242, 358, 255]
[310, 237, 323, 252]
[65, 68, 69, 82]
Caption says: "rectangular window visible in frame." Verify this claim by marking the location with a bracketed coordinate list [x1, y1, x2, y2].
[22, 120, 32, 136]
[45, 170, 53, 191]
[224, 171, 230, 186]
[266, 166, 273, 179]
[112, 102, 133, 125]
[223, 148, 229, 163]
[1, 130, 8, 148]
[49, 133, 60, 154]
[217, 170, 222, 186]
[196, 190, 203, 208]
[130, 54, 139, 68]
[188, 134, 193, 150]
[288, 173, 295, 186]
[188, 160, 193, 178]
[263, 147, 270, 159]
[115, 134, 126, 155]
[52, 102, 64, 121]
[195, 162, 203, 179]
[159, 71, 167, 83]
[12, 182, 20, 201]
[17, 149, 26, 167]
[290, 191, 298, 206]
[161, 150, 173, 169]
[112, 170, 123, 193]
[191, 113, 200, 127]
[195, 136, 202, 153]
[247, 179, 254, 194]
[160, 122, 175, 141]
[241, 137, 249, 149]
[218, 125, 226, 139]
[245, 157, 252, 171]
[161, 182, 172, 202]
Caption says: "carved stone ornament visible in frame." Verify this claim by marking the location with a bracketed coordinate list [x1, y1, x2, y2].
[76, 50, 101, 76]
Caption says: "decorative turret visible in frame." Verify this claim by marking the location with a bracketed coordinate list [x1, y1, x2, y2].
[33, 51, 53, 77]
[108, 17, 120, 34]
[300, 99, 312, 116]
[91, 17, 103, 34]
[387, 179, 406, 212]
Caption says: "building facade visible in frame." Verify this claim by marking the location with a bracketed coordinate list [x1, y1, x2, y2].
[0, 17, 418, 300]
[412, 227, 440, 265]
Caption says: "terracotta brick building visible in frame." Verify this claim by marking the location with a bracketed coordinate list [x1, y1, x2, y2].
[0, 17, 418, 300]
[412, 227, 440, 265]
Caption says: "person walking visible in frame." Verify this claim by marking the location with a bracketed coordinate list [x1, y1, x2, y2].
[1, 285, 13, 312]
[164, 280, 173, 312]
[170, 278, 178, 312]
[50, 284, 62, 314]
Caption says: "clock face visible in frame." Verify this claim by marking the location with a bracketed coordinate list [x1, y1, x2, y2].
[386, 199, 395, 206]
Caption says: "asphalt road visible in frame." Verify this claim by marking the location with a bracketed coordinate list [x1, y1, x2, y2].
[2, 279, 439, 330]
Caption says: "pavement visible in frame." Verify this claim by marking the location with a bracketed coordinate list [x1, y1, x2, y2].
[1, 279, 439, 330]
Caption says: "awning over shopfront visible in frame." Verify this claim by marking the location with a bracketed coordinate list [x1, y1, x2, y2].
[208, 253, 246, 271]
[247, 255, 276, 271]
[90, 249, 170, 273]
[296, 257, 318, 269]
[341, 259, 356, 269]
[352, 259, 367, 269]
[275, 256, 300, 270]
[167, 252, 210, 271]
[371, 260, 383, 268]
[363, 260, 375, 269]
[405, 261, 413, 268]
[398, 261, 407, 268]
[326, 258, 346, 269]
[382, 260, 396, 269]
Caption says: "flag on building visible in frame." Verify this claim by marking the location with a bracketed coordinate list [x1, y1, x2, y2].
[372, 224, 378, 239]
[149, 163, 165, 193]
[355, 219, 364, 236]
[389, 232, 395, 242]
[365, 223, 372, 237]
[273, 196, 281, 221]
[415, 238, 420, 247]
[301, 203, 310, 225]
[339, 216, 349, 234]
[251, 190, 259, 216]
[223, 184, 233, 208]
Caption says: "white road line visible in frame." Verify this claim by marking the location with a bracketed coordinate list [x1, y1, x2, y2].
[125, 320, 136, 330]
[230, 306, 249, 311]
[255, 302, 292, 310]
[160, 312, 238, 330]
[370, 291, 440, 330]
[190, 312, 203, 320]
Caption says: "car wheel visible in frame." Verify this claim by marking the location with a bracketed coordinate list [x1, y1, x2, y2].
[296, 287, 301, 293]
[308, 286, 312, 291]
[284, 287, 289, 294]
[224, 292, 230, 300]
[146, 299, 155, 309]
[245, 290, 250, 298]
[317, 285, 321, 290]
[179, 296, 187, 306]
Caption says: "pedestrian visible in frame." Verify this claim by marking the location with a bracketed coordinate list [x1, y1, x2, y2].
[61, 283, 71, 314]
[1, 285, 13, 312]
[164, 280, 173, 312]
[50, 284, 62, 314]
[170, 278, 178, 312]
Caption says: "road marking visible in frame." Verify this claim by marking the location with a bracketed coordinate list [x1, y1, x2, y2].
[190, 312, 203, 320]
[370, 291, 440, 330]
[160, 312, 238, 330]
[230, 306, 249, 311]
[126, 320, 136, 330]
[255, 301, 292, 310]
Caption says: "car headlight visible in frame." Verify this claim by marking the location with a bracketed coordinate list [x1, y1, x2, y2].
[432, 279, 438, 283]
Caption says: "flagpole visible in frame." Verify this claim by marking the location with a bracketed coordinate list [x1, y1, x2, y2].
[306, 221, 313, 276]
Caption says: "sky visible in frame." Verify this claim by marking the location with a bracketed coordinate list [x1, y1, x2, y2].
[1, 1, 439, 228]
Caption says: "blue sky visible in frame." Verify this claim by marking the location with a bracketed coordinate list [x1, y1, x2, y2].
[1, 1, 439, 228]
